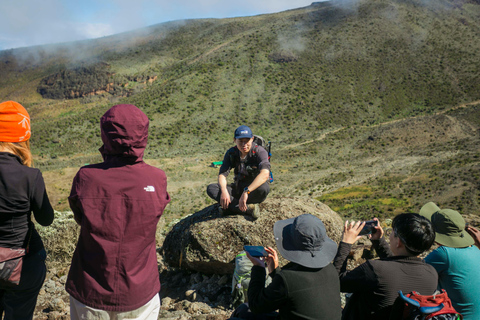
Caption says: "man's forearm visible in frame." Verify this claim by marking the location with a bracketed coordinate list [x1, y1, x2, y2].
[245, 169, 269, 192]
[218, 174, 228, 193]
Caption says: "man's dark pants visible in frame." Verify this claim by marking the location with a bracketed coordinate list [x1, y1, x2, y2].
[206, 182, 269, 214]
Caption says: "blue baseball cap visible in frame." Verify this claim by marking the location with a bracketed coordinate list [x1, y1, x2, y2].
[234, 125, 253, 139]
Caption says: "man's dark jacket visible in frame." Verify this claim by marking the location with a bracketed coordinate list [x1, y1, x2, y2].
[333, 237, 438, 320]
[219, 143, 270, 188]
[248, 262, 342, 320]
[65, 104, 170, 311]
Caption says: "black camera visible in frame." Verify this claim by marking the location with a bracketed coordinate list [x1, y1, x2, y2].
[359, 220, 378, 236]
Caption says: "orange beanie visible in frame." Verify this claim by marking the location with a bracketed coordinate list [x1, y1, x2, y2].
[0, 101, 31, 142]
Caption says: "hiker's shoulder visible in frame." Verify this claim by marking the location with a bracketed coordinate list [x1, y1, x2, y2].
[226, 146, 238, 155]
[254, 144, 267, 153]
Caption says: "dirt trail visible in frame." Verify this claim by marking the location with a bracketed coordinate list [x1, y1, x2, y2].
[281, 100, 480, 150]
[189, 40, 235, 65]
[189, 25, 264, 65]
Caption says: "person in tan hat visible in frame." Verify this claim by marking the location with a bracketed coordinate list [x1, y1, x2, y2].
[0, 101, 54, 320]
[420, 202, 480, 320]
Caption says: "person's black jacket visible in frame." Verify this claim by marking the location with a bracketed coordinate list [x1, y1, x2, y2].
[333, 237, 438, 320]
[0, 152, 54, 254]
[248, 262, 342, 320]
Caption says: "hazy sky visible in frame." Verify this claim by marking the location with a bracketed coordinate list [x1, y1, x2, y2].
[0, 0, 319, 51]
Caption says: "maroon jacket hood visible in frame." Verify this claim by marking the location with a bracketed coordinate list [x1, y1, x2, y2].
[99, 104, 148, 162]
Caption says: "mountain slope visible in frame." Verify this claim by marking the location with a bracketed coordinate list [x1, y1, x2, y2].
[1, 0, 480, 218]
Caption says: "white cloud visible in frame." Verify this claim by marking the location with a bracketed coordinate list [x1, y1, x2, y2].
[0, 0, 319, 50]
[77, 23, 115, 39]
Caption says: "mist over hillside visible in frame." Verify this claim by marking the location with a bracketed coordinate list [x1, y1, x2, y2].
[1, 0, 480, 221]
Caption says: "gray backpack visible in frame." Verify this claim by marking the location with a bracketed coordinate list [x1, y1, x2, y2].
[231, 251, 253, 308]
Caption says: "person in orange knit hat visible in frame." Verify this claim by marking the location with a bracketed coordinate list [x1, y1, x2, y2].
[0, 100, 54, 320]
[0, 100, 31, 143]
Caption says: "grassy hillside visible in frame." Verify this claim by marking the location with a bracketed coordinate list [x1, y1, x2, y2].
[1, 0, 480, 222]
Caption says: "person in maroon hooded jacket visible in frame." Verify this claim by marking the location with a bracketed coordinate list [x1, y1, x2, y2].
[65, 104, 170, 320]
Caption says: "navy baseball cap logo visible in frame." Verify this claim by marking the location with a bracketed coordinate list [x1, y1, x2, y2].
[234, 125, 253, 139]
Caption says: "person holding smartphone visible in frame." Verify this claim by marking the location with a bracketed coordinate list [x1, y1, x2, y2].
[230, 214, 342, 320]
[333, 214, 438, 320]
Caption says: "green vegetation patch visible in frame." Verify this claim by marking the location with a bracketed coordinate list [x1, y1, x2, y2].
[319, 186, 374, 200]
[318, 185, 409, 220]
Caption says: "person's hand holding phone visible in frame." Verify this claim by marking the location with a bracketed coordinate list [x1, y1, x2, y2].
[369, 218, 384, 241]
[342, 220, 365, 244]
[265, 247, 278, 274]
[245, 250, 265, 267]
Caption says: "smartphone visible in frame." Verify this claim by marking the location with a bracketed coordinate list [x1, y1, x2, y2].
[243, 245, 267, 257]
[359, 220, 378, 236]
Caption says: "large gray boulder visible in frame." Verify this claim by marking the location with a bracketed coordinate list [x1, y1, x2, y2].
[161, 196, 344, 274]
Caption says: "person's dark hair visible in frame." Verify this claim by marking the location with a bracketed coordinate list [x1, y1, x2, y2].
[392, 213, 435, 255]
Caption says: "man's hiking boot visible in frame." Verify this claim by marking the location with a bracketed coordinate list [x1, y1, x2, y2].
[219, 206, 235, 216]
[246, 204, 260, 220]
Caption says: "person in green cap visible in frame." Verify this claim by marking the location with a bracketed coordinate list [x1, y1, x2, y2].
[420, 202, 480, 320]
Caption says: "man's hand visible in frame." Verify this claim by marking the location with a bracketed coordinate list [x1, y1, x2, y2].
[265, 247, 278, 274]
[220, 191, 231, 210]
[369, 218, 384, 241]
[342, 220, 365, 244]
[239, 192, 248, 212]
[245, 251, 265, 267]
[466, 226, 480, 249]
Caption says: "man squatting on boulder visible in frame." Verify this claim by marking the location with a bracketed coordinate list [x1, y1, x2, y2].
[207, 125, 270, 219]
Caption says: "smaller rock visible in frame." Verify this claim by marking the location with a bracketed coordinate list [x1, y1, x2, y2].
[44, 280, 55, 289]
[185, 289, 197, 301]
[161, 296, 173, 309]
[188, 302, 201, 313]
[200, 303, 213, 314]
[47, 311, 62, 320]
[207, 315, 229, 320]
[48, 298, 66, 312]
